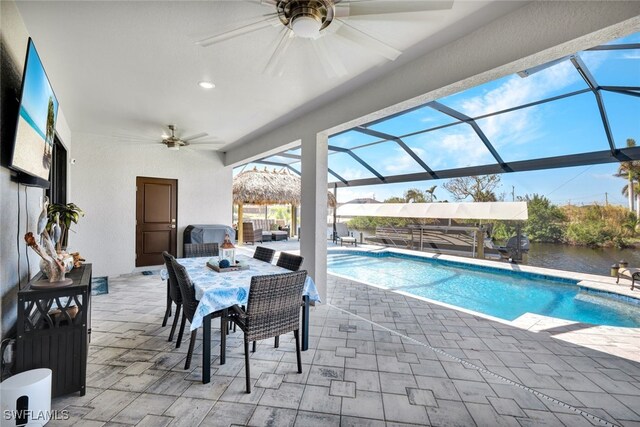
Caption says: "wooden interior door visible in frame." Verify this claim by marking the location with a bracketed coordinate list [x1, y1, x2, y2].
[136, 177, 177, 267]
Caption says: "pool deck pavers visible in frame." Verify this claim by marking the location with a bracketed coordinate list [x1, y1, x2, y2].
[45, 264, 640, 427]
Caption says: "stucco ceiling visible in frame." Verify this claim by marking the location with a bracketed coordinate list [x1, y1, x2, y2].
[16, 1, 527, 150]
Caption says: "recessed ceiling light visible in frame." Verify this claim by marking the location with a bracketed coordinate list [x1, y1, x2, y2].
[198, 81, 215, 89]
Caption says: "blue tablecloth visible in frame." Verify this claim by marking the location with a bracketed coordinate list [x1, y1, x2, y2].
[162, 254, 320, 330]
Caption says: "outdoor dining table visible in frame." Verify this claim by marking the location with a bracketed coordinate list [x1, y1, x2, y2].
[170, 254, 320, 384]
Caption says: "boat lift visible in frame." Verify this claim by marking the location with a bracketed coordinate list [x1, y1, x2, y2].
[335, 201, 529, 260]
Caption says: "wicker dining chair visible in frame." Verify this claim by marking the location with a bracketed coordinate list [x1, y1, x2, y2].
[184, 243, 219, 258]
[266, 252, 305, 349]
[253, 246, 275, 263]
[276, 252, 304, 271]
[223, 270, 307, 393]
[161, 252, 183, 343]
[170, 258, 224, 370]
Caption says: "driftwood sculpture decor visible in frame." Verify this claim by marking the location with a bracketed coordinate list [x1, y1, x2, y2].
[24, 196, 72, 287]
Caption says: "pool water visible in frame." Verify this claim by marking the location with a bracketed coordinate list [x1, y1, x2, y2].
[328, 252, 640, 328]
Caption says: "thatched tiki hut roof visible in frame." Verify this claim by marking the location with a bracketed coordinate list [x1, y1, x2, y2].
[233, 167, 336, 244]
[233, 167, 336, 207]
[233, 168, 300, 205]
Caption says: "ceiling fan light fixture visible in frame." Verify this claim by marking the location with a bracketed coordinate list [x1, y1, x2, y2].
[198, 81, 215, 89]
[166, 141, 180, 150]
[291, 14, 322, 38]
[277, 0, 334, 39]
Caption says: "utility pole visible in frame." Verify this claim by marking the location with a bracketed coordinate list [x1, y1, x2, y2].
[605, 192, 608, 206]
[511, 186, 515, 202]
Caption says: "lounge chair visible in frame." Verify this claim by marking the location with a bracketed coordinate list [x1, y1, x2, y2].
[616, 267, 640, 290]
[242, 222, 263, 245]
[335, 223, 356, 246]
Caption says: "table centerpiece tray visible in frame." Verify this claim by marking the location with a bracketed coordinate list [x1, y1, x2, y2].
[206, 260, 249, 273]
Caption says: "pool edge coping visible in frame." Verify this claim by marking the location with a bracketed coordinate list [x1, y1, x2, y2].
[327, 245, 640, 332]
[328, 244, 640, 303]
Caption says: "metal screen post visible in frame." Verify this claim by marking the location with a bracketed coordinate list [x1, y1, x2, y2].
[477, 226, 485, 259]
[515, 223, 522, 262]
[472, 232, 477, 258]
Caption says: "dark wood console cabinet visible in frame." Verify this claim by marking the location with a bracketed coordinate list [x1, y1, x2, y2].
[16, 264, 92, 397]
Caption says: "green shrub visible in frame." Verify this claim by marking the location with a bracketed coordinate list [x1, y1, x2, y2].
[561, 204, 635, 247]
[523, 194, 566, 242]
[565, 221, 613, 247]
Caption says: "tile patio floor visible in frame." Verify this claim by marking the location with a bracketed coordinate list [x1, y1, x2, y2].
[48, 269, 640, 426]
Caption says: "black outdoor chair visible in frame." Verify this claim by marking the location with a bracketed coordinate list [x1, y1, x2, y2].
[161, 252, 183, 343]
[223, 270, 307, 393]
[184, 243, 219, 258]
[276, 252, 304, 271]
[170, 258, 225, 370]
[253, 246, 275, 263]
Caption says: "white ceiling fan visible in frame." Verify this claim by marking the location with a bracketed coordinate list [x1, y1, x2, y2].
[156, 125, 224, 151]
[197, 0, 454, 77]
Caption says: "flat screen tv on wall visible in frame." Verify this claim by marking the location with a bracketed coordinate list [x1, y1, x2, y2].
[10, 38, 59, 187]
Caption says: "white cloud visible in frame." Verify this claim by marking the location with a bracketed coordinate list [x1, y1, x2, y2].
[419, 114, 439, 124]
[330, 134, 354, 148]
[406, 127, 495, 169]
[591, 172, 619, 181]
[383, 146, 426, 173]
[454, 59, 581, 152]
[333, 166, 369, 181]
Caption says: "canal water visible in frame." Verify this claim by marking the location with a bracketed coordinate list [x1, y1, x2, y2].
[527, 243, 640, 276]
[352, 228, 638, 276]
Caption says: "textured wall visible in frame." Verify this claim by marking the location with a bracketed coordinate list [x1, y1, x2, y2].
[0, 0, 72, 339]
[69, 132, 232, 277]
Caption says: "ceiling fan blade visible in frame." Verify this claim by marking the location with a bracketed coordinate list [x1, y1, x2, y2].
[240, 0, 276, 4]
[196, 14, 280, 47]
[187, 144, 225, 150]
[312, 36, 348, 78]
[240, 0, 277, 5]
[334, 19, 401, 61]
[181, 132, 208, 142]
[187, 141, 224, 146]
[110, 134, 155, 142]
[264, 28, 295, 77]
[337, 0, 453, 18]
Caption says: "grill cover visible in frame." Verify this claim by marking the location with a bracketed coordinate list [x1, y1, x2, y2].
[183, 224, 236, 245]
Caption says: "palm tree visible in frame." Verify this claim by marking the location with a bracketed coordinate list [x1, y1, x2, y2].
[614, 138, 639, 212]
[384, 196, 405, 203]
[425, 185, 437, 203]
[404, 188, 426, 203]
[45, 96, 55, 155]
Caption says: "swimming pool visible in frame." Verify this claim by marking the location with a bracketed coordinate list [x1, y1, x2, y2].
[327, 251, 640, 328]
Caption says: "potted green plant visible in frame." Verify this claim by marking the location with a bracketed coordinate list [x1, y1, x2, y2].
[47, 202, 84, 251]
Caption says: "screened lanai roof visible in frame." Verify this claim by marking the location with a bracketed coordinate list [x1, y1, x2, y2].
[249, 32, 640, 188]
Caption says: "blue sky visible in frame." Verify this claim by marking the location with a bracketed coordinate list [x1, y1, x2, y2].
[21, 40, 58, 135]
[238, 32, 639, 207]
